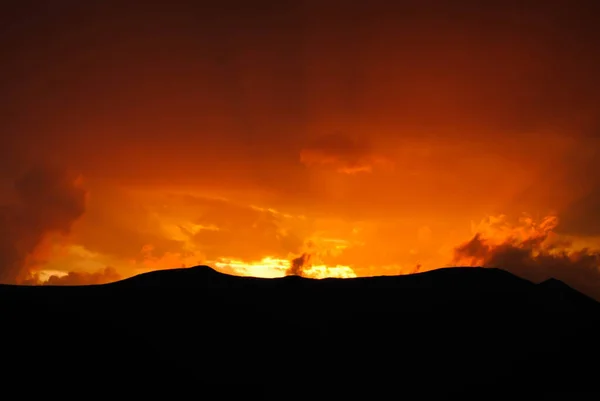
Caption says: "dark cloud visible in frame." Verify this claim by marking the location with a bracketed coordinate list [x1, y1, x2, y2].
[453, 228, 600, 300]
[43, 266, 121, 286]
[0, 164, 87, 283]
[300, 133, 392, 174]
[287, 253, 311, 276]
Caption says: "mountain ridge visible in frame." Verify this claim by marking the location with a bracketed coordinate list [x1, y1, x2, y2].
[35, 265, 556, 289]
[0, 265, 580, 295]
[1, 265, 599, 399]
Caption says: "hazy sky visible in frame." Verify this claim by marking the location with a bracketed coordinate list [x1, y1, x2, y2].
[2, 1, 600, 296]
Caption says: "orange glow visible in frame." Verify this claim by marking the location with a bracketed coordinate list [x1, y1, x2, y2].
[454, 214, 563, 266]
[1, 3, 600, 298]
[213, 256, 357, 279]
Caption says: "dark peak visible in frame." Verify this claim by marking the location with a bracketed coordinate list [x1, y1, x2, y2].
[416, 266, 503, 276]
[537, 277, 589, 295]
[420, 266, 533, 283]
[385, 266, 535, 293]
[538, 277, 570, 289]
[188, 265, 226, 275]
[114, 264, 233, 287]
[537, 277, 598, 306]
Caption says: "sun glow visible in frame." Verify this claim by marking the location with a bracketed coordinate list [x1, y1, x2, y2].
[213, 256, 357, 279]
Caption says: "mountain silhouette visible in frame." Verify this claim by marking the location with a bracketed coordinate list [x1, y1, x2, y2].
[537, 277, 598, 306]
[2, 265, 599, 399]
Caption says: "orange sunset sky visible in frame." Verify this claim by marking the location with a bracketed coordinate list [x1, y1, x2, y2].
[1, 1, 600, 297]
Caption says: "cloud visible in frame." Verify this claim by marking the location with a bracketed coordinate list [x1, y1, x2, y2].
[137, 244, 204, 270]
[501, 141, 600, 238]
[284, 250, 356, 279]
[176, 195, 309, 262]
[300, 133, 392, 174]
[0, 164, 87, 283]
[287, 253, 311, 276]
[452, 214, 600, 300]
[42, 266, 121, 286]
[40, 189, 320, 279]
[70, 185, 185, 262]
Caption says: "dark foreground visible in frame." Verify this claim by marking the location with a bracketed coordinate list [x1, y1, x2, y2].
[1, 266, 599, 399]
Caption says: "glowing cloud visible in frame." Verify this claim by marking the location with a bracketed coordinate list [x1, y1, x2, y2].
[452, 214, 600, 299]
[214, 255, 356, 279]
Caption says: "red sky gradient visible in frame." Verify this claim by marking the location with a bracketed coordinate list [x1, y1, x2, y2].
[2, 1, 600, 297]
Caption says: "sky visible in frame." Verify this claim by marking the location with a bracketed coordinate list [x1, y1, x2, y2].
[2, 1, 600, 297]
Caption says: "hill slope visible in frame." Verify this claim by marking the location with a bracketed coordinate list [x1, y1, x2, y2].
[1, 266, 599, 399]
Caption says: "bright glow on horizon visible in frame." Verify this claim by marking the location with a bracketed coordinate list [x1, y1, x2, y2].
[212, 256, 357, 279]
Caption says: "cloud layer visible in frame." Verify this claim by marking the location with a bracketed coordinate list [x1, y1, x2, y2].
[453, 215, 600, 299]
[43, 267, 121, 286]
[0, 165, 87, 283]
[300, 133, 392, 174]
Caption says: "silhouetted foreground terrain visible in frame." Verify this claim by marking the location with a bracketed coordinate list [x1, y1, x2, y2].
[2, 266, 600, 399]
